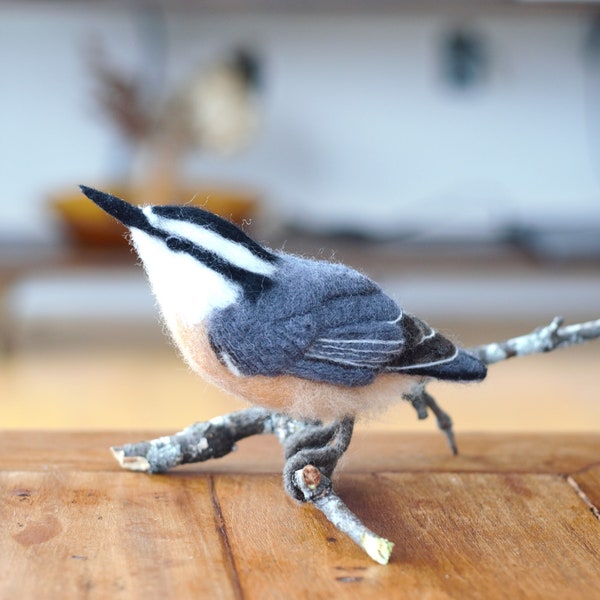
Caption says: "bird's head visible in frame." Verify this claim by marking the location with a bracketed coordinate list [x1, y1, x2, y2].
[80, 186, 278, 324]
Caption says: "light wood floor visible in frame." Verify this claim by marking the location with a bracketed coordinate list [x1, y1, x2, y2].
[1, 319, 598, 434]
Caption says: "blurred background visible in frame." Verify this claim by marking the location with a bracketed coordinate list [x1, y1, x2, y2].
[1, 1, 599, 433]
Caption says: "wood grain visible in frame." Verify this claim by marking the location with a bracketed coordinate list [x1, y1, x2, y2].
[1, 471, 237, 599]
[1, 431, 599, 599]
[214, 472, 600, 599]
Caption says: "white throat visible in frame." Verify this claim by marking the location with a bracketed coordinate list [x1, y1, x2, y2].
[130, 229, 240, 326]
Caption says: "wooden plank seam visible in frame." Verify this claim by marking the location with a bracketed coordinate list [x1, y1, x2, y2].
[209, 475, 244, 600]
[566, 474, 600, 521]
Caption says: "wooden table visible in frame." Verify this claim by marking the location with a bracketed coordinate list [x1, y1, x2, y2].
[1, 431, 599, 599]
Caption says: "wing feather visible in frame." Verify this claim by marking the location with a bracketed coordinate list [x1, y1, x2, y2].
[304, 312, 485, 381]
[208, 254, 486, 385]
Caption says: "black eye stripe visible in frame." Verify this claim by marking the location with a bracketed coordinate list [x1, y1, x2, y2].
[152, 205, 277, 264]
[160, 233, 272, 302]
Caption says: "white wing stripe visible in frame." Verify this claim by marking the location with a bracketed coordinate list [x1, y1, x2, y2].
[419, 330, 436, 342]
[388, 348, 459, 371]
[305, 352, 390, 367]
[220, 351, 243, 377]
[387, 310, 403, 324]
[317, 337, 402, 345]
[314, 343, 402, 354]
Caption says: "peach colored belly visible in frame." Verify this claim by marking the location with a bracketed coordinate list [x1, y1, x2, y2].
[169, 318, 419, 421]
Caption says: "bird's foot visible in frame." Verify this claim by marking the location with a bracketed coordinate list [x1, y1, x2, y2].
[282, 417, 355, 502]
[404, 387, 458, 455]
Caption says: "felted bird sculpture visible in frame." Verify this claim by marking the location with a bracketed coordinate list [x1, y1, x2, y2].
[80, 186, 486, 425]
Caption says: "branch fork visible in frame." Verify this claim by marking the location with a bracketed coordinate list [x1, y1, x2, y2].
[111, 317, 600, 565]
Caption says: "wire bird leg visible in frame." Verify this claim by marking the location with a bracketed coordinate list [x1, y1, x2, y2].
[281, 416, 355, 501]
[403, 385, 458, 455]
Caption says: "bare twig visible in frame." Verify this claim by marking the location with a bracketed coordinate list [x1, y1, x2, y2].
[468, 316, 600, 365]
[112, 407, 273, 472]
[294, 465, 394, 565]
[110, 316, 600, 565]
[402, 316, 600, 454]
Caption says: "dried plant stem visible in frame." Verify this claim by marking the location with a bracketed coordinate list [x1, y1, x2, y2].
[110, 316, 600, 565]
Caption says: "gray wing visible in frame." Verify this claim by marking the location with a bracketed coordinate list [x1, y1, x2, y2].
[286, 301, 406, 386]
[208, 257, 486, 386]
[287, 309, 485, 385]
[209, 282, 404, 386]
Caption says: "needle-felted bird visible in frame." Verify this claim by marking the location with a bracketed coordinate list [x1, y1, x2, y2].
[80, 186, 486, 422]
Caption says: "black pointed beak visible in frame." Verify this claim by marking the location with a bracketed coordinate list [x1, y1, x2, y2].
[79, 186, 149, 230]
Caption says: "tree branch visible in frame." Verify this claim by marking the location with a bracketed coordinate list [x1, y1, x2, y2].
[468, 316, 600, 365]
[111, 407, 273, 472]
[110, 316, 600, 565]
[294, 465, 394, 565]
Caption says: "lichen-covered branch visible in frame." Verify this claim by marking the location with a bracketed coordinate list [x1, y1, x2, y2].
[112, 407, 273, 472]
[110, 316, 600, 565]
[112, 407, 345, 474]
[468, 316, 600, 365]
[294, 465, 394, 565]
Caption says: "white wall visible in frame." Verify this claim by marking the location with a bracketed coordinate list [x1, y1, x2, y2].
[2, 4, 600, 240]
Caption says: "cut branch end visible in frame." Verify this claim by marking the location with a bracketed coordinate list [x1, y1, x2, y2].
[301, 464, 322, 490]
[362, 532, 395, 566]
[110, 447, 151, 472]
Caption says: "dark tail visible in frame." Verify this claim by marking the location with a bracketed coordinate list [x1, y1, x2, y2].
[402, 349, 487, 382]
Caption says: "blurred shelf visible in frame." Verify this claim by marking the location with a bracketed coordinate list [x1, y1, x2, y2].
[1, 235, 599, 354]
[9, 0, 600, 11]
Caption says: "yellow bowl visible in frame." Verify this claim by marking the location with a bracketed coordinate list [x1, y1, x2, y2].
[50, 184, 259, 248]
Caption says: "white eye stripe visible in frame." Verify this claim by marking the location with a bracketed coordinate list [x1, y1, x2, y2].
[144, 207, 276, 277]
